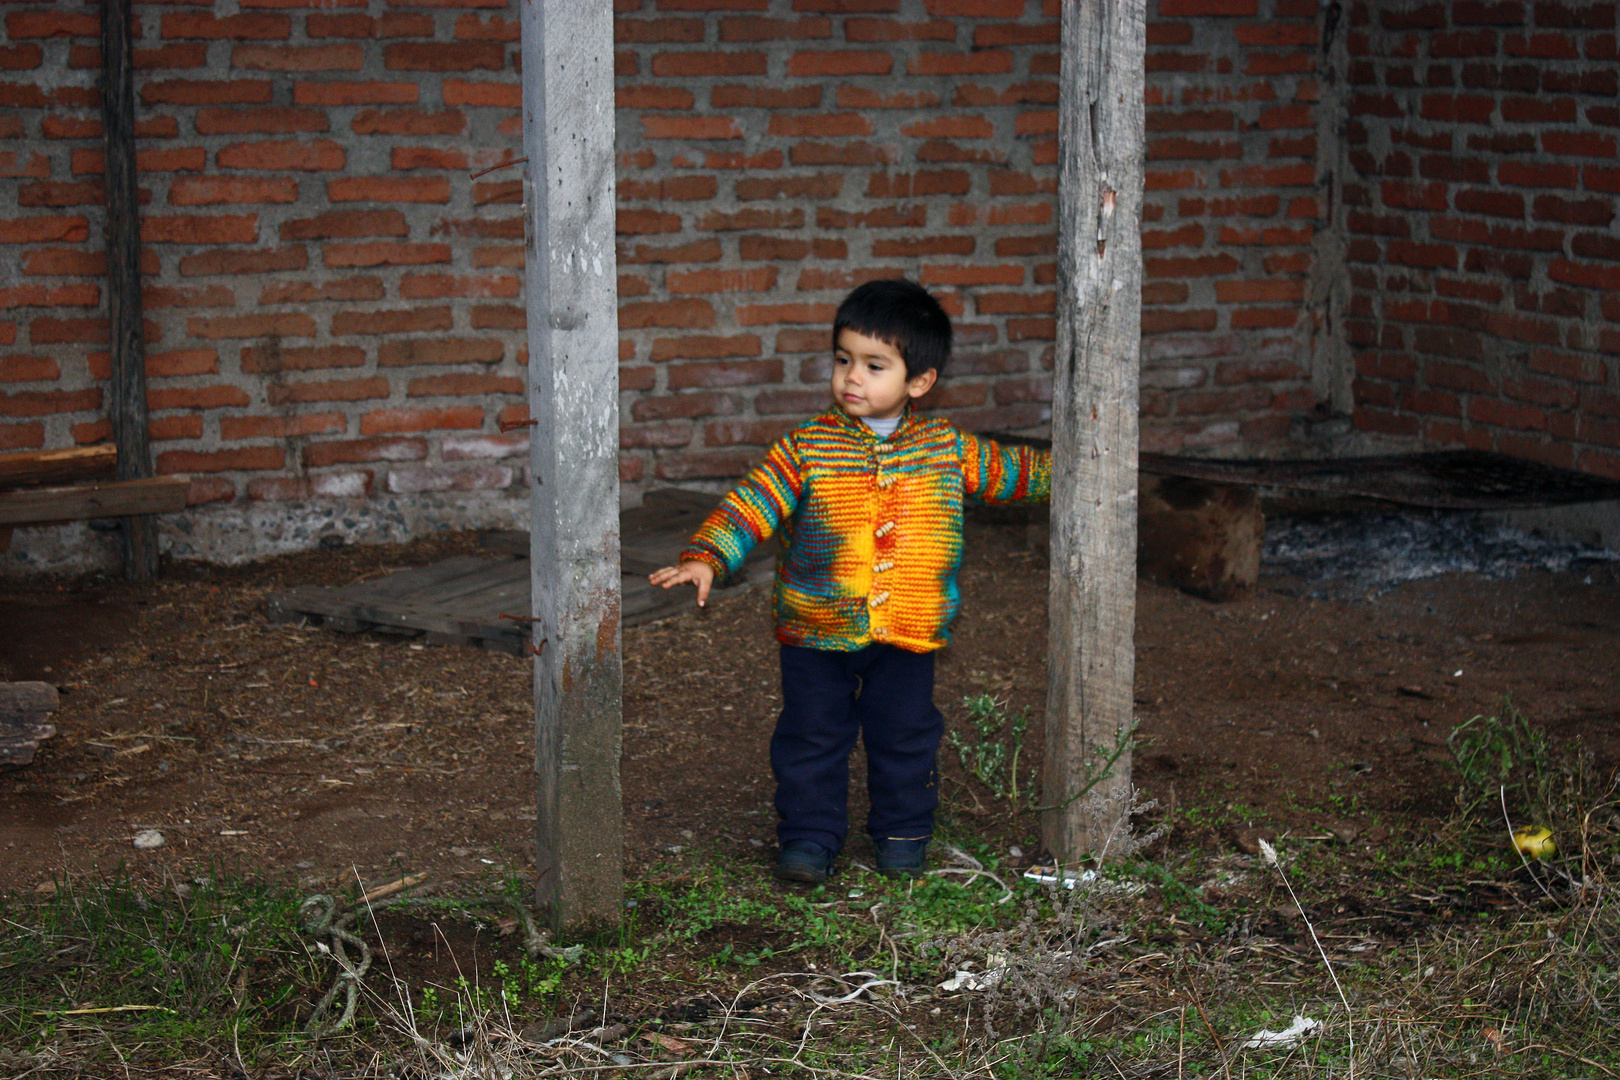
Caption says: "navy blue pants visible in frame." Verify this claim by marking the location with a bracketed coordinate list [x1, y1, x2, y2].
[772, 643, 944, 854]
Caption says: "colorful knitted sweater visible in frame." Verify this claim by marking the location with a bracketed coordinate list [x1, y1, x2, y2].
[680, 407, 1051, 653]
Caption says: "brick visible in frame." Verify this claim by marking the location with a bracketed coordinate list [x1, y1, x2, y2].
[649, 335, 763, 362]
[735, 174, 843, 200]
[378, 338, 505, 366]
[143, 80, 273, 106]
[157, 447, 286, 474]
[768, 113, 875, 137]
[179, 246, 308, 277]
[232, 44, 365, 71]
[787, 49, 893, 76]
[360, 407, 485, 435]
[143, 215, 259, 245]
[666, 359, 784, 391]
[0, 284, 98, 309]
[667, 268, 778, 294]
[295, 82, 418, 107]
[0, 216, 90, 244]
[442, 79, 519, 107]
[352, 108, 468, 136]
[385, 42, 506, 72]
[621, 421, 696, 450]
[196, 107, 330, 135]
[17, 182, 106, 208]
[143, 284, 234, 310]
[0, 387, 101, 417]
[839, 87, 944, 109]
[0, 355, 59, 383]
[7, 11, 101, 38]
[28, 317, 111, 345]
[453, 13, 520, 40]
[219, 413, 347, 441]
[443, 433, 529, 461]
[866, 170, 970, 197]
[789, 142, 895, 166]
[719, 15, 834, 40]
[0, 423, 44, 451]
[323, 242, 452, 268]
[697, 207, 805, 231]
[160, 12, 290, 39]
[184, 477, 235, 504]
[0, 151, 48, 180]
[873, 236, 977, 258]
[302, 437, 427, 468]
[189, 313, 316, 340]
[217, 140, 345, 171]
[400, 273, 520, 300]
[642, 116, 745, 139]
[735, 302, 836, 326]
[259, 277, 386, 305]
[711, 84, 823, 109]
[406, 373, 524, 397]
[332, 307, 454, 336]
[619, 85, 698, 110]
[270, 380, 390, 409]
[910, 50, 1014, 76]
[619, 176, 719, 201]
[170, 177, 299, 205]
[620, 298, 717, 329]
[386, 464, 515, 494]
[655, 448, 770, 481]
[650, 50, 767, 77]
[469, 304, 524, 330]
[281, 209, 409, 241]
[616, 16, 706, 42]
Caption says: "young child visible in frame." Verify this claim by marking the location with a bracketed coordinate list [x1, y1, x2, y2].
[650, 279, 1051, 883]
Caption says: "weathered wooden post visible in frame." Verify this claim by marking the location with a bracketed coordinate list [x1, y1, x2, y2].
[1043, 0, 1146, 863]
[520, 0, 624, 929]
[99, 0, 159, 582]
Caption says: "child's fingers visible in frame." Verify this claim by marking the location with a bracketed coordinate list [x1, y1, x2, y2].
[694, 575, 710, 607]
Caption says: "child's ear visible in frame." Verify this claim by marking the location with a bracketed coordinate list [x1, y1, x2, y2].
[907, 367, 938, 399]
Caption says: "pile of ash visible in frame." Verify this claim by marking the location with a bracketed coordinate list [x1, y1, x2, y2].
[1261, 508, 1620, 599]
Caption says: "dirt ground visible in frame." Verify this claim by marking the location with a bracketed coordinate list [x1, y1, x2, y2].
[2, 504, 1618, 900]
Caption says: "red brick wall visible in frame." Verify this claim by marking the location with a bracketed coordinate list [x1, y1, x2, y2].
[3, 0, 1353, 563]
[1344, 0, 1620, 478]
[616, 0, 1333, 483]
[0, 2, 531, 516]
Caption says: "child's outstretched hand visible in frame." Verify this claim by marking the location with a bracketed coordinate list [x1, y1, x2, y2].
[649, 560, 716, 607]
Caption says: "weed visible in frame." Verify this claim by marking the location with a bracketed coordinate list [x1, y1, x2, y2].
[950, 693, 1034, 811]
[1448, 698, 1553, 819]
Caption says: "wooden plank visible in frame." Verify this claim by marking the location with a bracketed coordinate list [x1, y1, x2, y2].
[523, 0, 625, 930]
[1044, 0, 1146, 864]
[0, 446, 117, 490]
[0, 476, 189, 527]
[101, 0, 158, 582]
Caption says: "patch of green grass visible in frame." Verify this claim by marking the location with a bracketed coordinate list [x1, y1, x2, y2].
[0, 867, 322, 1063]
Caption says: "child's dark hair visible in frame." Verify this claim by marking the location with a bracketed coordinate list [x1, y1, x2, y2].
[833, 278, 951, 380]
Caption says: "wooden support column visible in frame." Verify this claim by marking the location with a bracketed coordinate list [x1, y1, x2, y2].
[521, 0, 624, 930]
[99, 0, 158, 582]
[1043, 0, 1146, 863]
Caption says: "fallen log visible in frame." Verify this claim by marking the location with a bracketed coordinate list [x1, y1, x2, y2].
[0, 475, 189, 527]
[0, 446, 118, 490]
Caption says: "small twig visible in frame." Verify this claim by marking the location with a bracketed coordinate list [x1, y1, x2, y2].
[470, 156, 527, 181]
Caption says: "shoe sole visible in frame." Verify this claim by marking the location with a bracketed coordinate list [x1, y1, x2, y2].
[773, 862, 829, 884]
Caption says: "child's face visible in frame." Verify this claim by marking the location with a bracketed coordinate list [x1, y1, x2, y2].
[831, 328, 937, 421]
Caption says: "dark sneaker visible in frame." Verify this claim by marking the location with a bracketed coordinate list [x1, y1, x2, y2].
[874, 836, 929, 878]
[774, 840, 834, 884]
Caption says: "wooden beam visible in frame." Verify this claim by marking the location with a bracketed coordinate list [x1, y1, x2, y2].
[0, 446, 117, 489]
[521, 0, 624, 930]
[0, 477, 190, 527]
[100, 0, 159, 582]
[1043, 0, 1146, 863]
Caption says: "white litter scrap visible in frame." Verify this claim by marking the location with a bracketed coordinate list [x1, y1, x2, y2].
[1021, 866, 1146, 897]
[133, 829, 165, 850]
[1242, 1015, 1322, 1050]
[939, 967, 1003, 992]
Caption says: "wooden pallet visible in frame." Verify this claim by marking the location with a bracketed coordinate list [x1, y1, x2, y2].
[267, 488, 773, 653]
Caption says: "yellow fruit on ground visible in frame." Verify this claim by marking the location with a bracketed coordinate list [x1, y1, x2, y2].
[1511, 825, 1557, 861]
